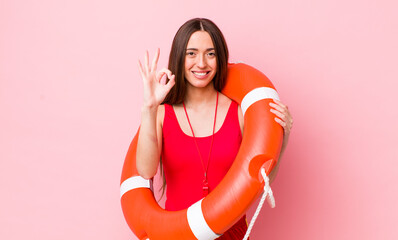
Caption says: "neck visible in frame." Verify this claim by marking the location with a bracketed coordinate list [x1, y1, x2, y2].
[184, 83, 218, 109]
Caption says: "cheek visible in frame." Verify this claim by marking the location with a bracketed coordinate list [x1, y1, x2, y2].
[211, 61, 217, 77]
[184, 59, 193, 71]
[210, 58, 217, 69]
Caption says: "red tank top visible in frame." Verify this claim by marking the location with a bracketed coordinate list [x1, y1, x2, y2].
[162, 100, 242, 210]
[161, 100, 248, 239]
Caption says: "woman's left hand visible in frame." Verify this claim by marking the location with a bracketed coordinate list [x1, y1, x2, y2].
[268, 99, 293, 184]
[269, 99, 293, 144]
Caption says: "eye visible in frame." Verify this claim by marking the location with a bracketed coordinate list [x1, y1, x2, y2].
[208, 52, 216, 57]
[186, 51, 196, 56]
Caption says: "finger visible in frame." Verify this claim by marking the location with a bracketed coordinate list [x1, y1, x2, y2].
[138, 60, 144, 76]
[166, 75, 176, 91]
[157, 71, 166, 83]
[160, 73, 167, 85]
[274, 117, 287, 127]
[158, 68, 173, 79]
[274, 114, 293, 134]
[270, 108, 287, 121]
[269, 102, 286, 114]
[144, 50, 150, 72]
[151, 48, 160, 72]
[275, 118, 289, 137]
[273, 99, 287, 109]
[270, 103, 293, 125]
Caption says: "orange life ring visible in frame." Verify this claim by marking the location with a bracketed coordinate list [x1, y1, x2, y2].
[120, 63, 283, 240]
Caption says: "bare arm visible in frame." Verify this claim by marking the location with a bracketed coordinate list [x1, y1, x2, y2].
[136, 105, 164, 179]
[135, 49, 175, 179]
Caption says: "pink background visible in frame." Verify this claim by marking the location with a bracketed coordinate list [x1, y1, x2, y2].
[1, 0, 397, 239]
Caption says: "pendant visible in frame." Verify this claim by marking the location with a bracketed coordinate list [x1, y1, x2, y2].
[203, 179, 209, 197]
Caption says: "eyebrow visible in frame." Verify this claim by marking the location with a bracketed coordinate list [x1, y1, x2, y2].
[186, 48, 215, 51]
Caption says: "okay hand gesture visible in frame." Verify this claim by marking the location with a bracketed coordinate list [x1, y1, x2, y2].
[138, 49, 175, 108]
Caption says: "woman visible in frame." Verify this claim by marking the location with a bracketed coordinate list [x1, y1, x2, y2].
[136, 18, 293, 239]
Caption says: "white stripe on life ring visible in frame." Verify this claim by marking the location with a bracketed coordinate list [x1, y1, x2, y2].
[187, 199, 220, 240]
[120, 176, 151, 198]
[241, 87, 280, 116]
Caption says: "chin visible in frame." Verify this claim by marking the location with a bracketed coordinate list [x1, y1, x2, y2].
[187, 80, 212, 89]
[186, 72, 216, 89]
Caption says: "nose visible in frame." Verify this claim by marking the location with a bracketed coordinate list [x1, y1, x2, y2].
[197, 54, 207, 68]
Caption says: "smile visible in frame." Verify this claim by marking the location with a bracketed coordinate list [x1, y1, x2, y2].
[192, 71, 210, 78]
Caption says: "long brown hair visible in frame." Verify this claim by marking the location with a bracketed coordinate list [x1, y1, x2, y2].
[162, 18, 229, 105]
[158, 18, 229, 201]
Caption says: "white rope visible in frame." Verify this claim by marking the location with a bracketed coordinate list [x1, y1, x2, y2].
[242, 168, 275, 240]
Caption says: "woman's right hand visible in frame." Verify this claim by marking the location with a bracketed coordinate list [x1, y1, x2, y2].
[138, 48, 175, 108]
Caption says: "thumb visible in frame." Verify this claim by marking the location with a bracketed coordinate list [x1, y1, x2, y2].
[166, 75, 175, 91]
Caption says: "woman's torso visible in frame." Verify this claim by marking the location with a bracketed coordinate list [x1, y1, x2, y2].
[161, 96, 248, 239]
[161, 97, 242, 211]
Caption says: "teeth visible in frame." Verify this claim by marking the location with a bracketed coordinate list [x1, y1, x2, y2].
[193, 72, 207, 76]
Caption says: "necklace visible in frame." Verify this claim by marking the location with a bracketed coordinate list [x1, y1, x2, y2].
[183, 91, 219, 197]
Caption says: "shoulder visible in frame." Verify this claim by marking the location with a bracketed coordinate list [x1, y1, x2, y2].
[218, 92, 232, 109]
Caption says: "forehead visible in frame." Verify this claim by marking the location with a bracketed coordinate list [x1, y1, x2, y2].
[186, 31, 214, 49]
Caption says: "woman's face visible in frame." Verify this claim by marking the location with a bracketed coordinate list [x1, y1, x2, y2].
[184, 31, 217, 89]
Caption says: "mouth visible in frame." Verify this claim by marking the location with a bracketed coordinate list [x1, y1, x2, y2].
[192, 71, 211, 78]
